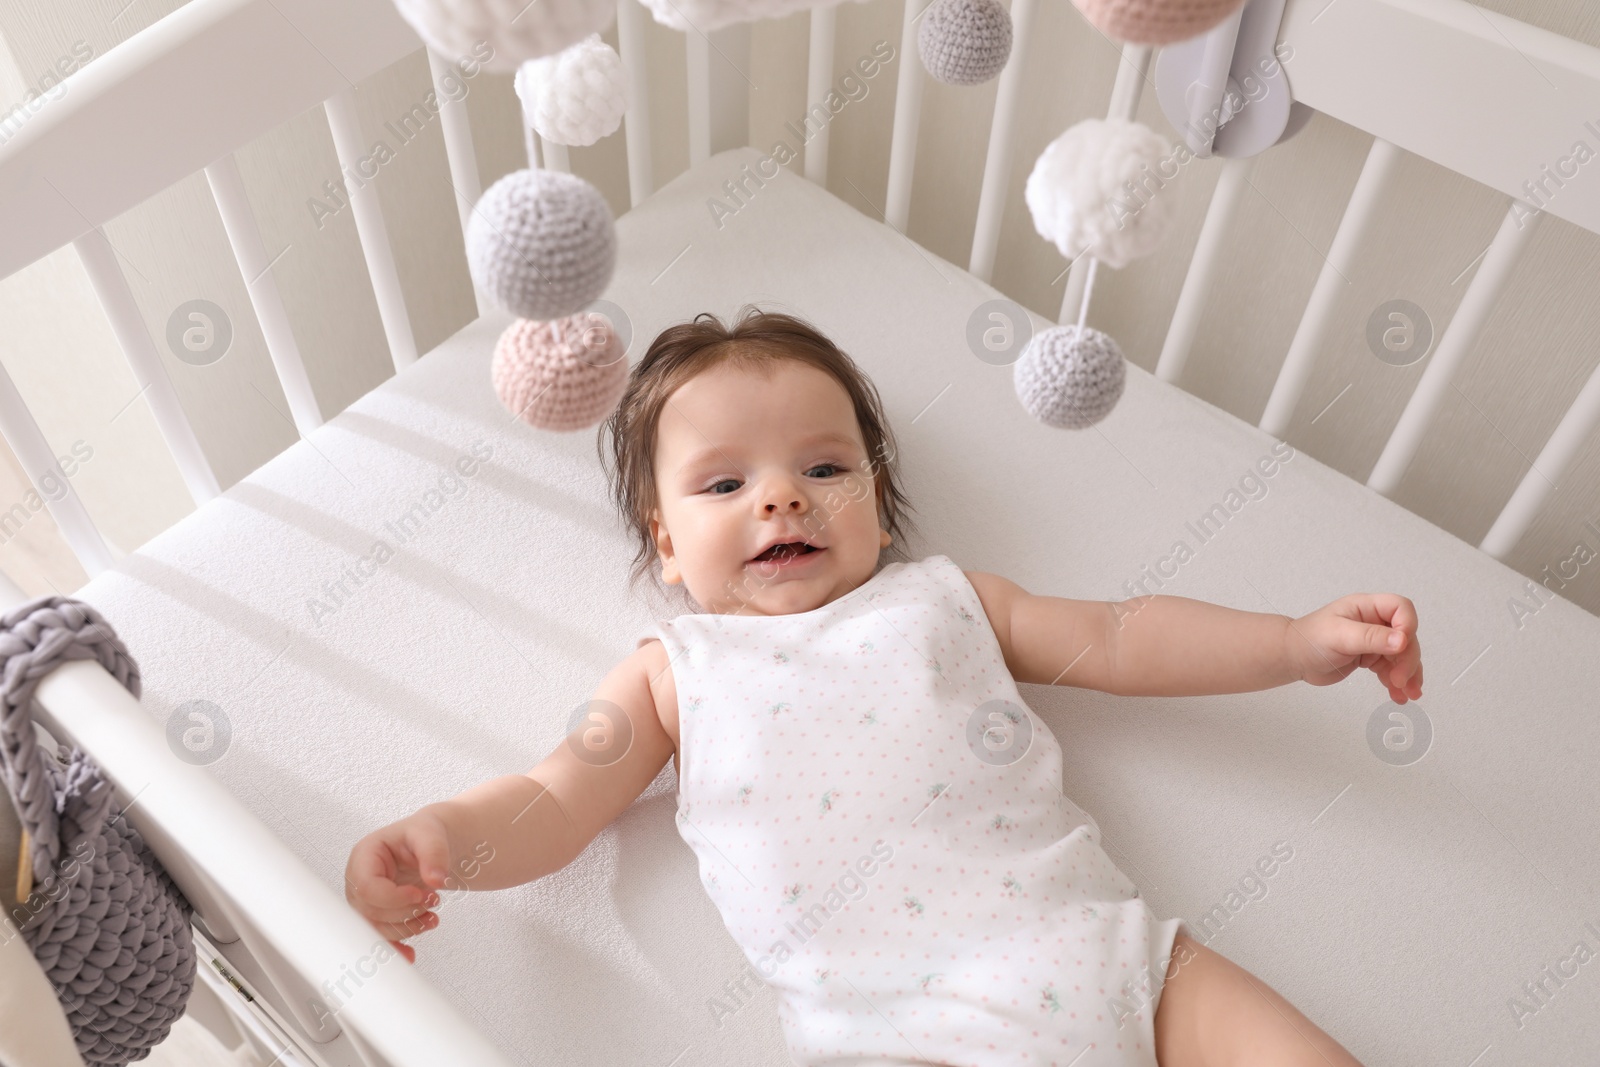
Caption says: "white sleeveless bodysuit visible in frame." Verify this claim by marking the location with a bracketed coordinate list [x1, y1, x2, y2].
[636, 554, 1185, 1067]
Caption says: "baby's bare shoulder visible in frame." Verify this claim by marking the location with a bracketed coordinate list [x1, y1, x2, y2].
[960, 570, 1027, 639]
[633, 638, 679, 745]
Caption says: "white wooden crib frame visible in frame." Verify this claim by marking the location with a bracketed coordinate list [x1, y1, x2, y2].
[0, 0, 1597, 1064]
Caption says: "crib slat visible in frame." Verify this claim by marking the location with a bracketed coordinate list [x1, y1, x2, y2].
[884, 0, 929, 232]
[426, 49, 483, 232]
[968, 0, 1042, 282]
[0, 357, 114, 576]
[1155, 155, 1254, 381]
[805, 6, 838, 185]
[688, 31, 712, 167]
[204, 154, 324, 439]
[1259, 135, 1402, 438]
[540, 137, 572, 173]
[523, 112, 543, 171]
[1481, 354, 1600, 560]
[617, 0, 655, 206]
[323, 89, 419, 372]
[1367, 199, 1544, 497]
[1187, 5, 1245, 158]
[1053, 41, 1152, 318]
[425, 49, 487, 319]
[73, 226, 224, 505]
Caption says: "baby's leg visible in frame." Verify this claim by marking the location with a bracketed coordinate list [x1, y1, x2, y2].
[1152, 932, 1365, 1067]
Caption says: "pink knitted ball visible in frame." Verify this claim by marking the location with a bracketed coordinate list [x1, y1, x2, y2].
[492, 313, 628, 431]
[1071, 0, 1246, 44]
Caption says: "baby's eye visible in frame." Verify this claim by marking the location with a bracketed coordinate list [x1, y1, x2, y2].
[705, 464, 844, 495]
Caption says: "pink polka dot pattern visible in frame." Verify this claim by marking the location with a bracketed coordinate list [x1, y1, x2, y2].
[636, 555, 1184, 1066]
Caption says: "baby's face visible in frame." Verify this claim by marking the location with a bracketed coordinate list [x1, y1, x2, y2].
[649, 359, 892, 616]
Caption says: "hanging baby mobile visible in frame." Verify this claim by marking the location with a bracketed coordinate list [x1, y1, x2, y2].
[1068, 0, 1248, 45]
[917, 0, 1013, 86]
[389, 0, 889, 53]
[388, 0, 619, 70]
[1016, 116, 1177, 429]
[468, 164, 628, 433]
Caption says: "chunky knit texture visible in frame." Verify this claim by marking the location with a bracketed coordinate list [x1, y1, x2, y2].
[1071, 0, 1247, 44]
[515, 33, 628, 147]
[389, 0, 619, 70]
[917, 0, 1013, 86]
[1013, 324, 1126, 429]
[0, 596, 194, 1066]
[1024, 117, 1176, 270]
[467, 168, 617, 321]
[492, 313, 629, 431]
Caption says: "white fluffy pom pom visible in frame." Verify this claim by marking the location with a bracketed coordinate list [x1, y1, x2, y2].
[514, 34, 628, 147]
[390, 0, 619, 70]
[1024, 117, 1176, 270]
[635, 0, 873, 33]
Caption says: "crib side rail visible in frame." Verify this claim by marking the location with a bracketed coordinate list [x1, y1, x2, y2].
[0, 0, 463, 569]
[0, 0, 419, 284]
[17, 655, 516, 1067]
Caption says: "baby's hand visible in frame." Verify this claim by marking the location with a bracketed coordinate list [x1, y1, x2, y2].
[1287, 593, 1423, 703]
[344, 808, 454, 964]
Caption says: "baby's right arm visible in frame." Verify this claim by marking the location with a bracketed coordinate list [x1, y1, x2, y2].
[344, 643, 675, 952]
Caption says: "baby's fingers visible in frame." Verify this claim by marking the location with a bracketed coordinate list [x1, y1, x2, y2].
[348, 845, 418, 912]
[1395, 634, 1423, 698]
[361, 897, 441, 926]
[366, 911, 441, 942]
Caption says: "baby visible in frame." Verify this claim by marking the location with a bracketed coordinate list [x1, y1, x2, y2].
[346, 307, 1423, 1067]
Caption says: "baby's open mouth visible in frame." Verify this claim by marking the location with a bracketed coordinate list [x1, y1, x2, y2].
[751, 542, 820, 563]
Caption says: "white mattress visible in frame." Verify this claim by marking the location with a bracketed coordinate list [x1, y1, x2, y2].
[79, 145, 1600, 1065]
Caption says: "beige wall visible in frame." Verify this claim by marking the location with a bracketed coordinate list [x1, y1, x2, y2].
[1, 0, 1597, 617]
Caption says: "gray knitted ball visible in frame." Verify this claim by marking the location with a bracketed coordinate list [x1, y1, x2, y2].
[1013, 324, 1126, 429]
[467, 168, 617, 321]
[918, 0, 1013, 87]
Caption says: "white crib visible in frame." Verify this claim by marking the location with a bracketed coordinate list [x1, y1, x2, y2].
[1, 0, 1598, 1064]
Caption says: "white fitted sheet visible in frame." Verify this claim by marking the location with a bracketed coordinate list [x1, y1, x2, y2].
[78, 146, 1600, 1065]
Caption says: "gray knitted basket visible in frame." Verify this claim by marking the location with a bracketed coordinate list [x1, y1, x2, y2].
[0, 596, 194, 1066]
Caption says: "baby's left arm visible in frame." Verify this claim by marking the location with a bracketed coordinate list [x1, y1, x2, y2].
[965, 571, 1423, 704]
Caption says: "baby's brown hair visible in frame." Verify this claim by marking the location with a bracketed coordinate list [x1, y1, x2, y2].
[598, 306, 920, 602]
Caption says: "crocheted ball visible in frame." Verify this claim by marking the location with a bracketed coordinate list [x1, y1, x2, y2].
[1024, 117, 1175, 270]
[1013, 324, 1126, 429]
[1071, 0, 1247, 44]
[917, 0, 1013, 86]
[514, 33, 628, 147]
[492, 313, 628, 431]
[467, 169, 617, 321]
[389, 0, 619, 70]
